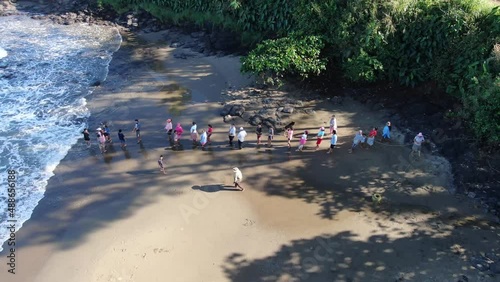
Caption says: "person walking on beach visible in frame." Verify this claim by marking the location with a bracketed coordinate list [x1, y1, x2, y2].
[118, 129, 127, 148]
[296, 130, 308, 152]
[349, 130, 364, 153]
[232, 167, 244, 191]
[104, 125, 112, 143]
[133, 119, 142, 143]
[255, 124, 263, 145]
[411, 132, 425, 158]
[174, 123, 183, 147]
[200, 129, 208, 148]
[315, 127, 325, 150]
[165, 119, 173, 139]
[97, 128, 107, 153]
[158, 155, 166, 174]
[237, 127, 247, 150]
[267, 126, 274, 147]
[367, 127, 378, 148]
[228, 123, 236, 147]
[327, 130, 338, 154]
[382, 121, 391, 142]
[329, 115, 337, 134]
[82, 128, 91, 147]
[190, 122, 198, 143]
[286, 126, 294, 148]
[207, 124, 213, 144]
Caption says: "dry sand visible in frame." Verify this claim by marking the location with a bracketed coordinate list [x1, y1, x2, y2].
[1, 30, 499, 282]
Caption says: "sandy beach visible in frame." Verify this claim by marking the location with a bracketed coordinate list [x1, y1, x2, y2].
[1, 26, 500, 282]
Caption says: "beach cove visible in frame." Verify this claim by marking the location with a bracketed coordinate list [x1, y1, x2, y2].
[1, 2, 500, 282]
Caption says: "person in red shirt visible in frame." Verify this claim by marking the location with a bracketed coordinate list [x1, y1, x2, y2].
[207, 124, 213, 144]
[366, 127, 378, 148]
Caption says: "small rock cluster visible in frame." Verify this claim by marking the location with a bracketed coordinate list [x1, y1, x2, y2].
[469, 249, 500, 278]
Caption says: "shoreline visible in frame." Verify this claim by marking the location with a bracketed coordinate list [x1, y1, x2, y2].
[1, 3, 500, 282]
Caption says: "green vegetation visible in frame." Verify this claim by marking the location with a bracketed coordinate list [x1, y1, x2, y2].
[99, 0, 500, 143]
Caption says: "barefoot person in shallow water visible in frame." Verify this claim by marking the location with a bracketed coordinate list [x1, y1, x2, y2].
[82, 128, 91, 147]
[133, 119, 141, 143]
[232, 167, 244, 191]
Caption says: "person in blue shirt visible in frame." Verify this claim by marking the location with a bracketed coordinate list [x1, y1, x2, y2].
[327, 130, 338, 154]
[382, 121, 391, 142]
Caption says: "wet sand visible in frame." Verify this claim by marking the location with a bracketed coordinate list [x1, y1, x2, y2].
[1, 30, 499, 282]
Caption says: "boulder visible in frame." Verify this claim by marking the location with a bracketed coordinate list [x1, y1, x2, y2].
[220, 104, 233, 116]
[249, 115, 264, 126]
[229, 104, 245, 117]
[223, 115, 233, 123]
[282, 106, 294, 114]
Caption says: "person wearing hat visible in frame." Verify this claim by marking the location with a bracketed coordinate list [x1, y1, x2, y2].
[412, 132, 425, 157]
[382, 121, 391, 142]
[165, 119, 173, 139]
[349, 130, 364, 153]
[237, 127, 247, 150]
[315, 127, 326, 150]
[232, 167, 244, 191]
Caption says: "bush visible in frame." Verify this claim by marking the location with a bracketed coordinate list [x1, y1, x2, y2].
[240, 35, 326, 85]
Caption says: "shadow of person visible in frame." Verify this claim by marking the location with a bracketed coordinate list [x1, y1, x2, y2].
[191, 184, 241, 192]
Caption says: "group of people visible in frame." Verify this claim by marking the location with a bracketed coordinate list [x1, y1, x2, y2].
[81, 115, 426, 187]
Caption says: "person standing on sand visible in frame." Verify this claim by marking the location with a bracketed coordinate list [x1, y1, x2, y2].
[118, 129, 127, 148]
[366, 127, 378, 148]
[133, 119, 141, 143]
[327, 130, 338, 154]
[255, 124, 263, 145]
[82, 128, 91, 147]
[200, 129, 208, 148]
[411, 132, 425, 158]
[237, 127, 247, 150]
[232, 167, 244, 191]
[296, 130, 308, 152]
[174, 123, 183, 146]
[349, 130, 364, 153]
[190, 122, 198, 143]
[329, 115, 337, 134]
[315, 127, 325, 150]
[158, 155, 166, 174]
[228, 123, 236, 147]
[286, 126, 294, 148]
[267, 126, 274, 147]
[165, 119, 173, 139]
[382, 121, 391, 142]
[207, 124, 213, 144]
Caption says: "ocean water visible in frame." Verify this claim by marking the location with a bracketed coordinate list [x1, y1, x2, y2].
[0, 15, 122, 252]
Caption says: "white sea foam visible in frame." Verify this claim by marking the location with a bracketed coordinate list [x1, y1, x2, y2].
[0, 47, 6, 59]
[0, 16, 122, 252]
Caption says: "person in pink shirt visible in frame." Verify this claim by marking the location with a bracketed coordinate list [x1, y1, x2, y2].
[174, 123, 183, 147]
[296, 130, 308, 152]
[207, 124, 213, 144]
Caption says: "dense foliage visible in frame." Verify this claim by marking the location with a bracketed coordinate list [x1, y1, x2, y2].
[100, 0, 500, 143]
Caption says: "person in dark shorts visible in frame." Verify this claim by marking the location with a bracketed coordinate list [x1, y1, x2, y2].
[118, 129, 127, 148]
[327, 130, 338, 154]
[207, 124, 213, 144]
[158, 155, 166, 174]
[82, 128, 91, 147]
[255, 124, 263, 145]
[133, 119, 141, 143]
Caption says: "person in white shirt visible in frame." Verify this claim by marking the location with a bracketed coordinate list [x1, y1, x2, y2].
[190, 122, 198, 143]
[200, 129, 208, 148]
[348, 130, 364, 153]
[412, 132, 425, 157]
[267, 126, 274, 147]
[237, 127, 247, 150]
[232, 167, 244, 191]
[329, 115, 337, 134]
[228, 124, 236, 147]
[165, 118, 173, 139]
